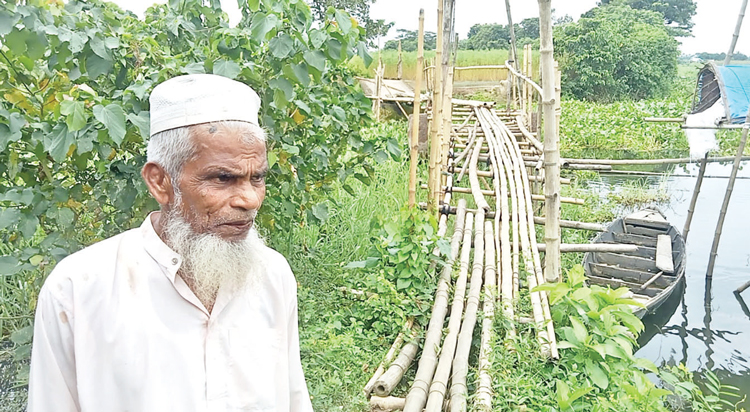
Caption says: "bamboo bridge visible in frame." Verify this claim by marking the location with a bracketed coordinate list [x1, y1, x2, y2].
[360, 39, 592, 409]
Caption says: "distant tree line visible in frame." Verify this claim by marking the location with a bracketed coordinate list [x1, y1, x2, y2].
[692, 52, 750, 61]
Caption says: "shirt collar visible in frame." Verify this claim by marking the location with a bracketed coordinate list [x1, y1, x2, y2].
[141, 212, 183, 283]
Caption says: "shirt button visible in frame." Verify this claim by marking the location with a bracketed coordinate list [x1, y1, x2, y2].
[172, 258, 178, 265]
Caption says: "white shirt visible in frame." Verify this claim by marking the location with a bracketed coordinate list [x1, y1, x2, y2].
[28, 214, 313, 412]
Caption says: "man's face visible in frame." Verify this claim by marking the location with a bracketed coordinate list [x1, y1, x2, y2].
[173, 123, 267, 242]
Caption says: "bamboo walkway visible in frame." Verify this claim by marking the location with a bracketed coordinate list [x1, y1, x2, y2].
[365, 102, 566, 412]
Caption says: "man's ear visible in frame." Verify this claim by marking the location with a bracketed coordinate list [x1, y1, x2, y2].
[142, 162, 175, 206]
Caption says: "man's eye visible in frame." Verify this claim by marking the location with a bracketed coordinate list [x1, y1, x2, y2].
[251, 175, 266, 184]
[217, 173, 234, 182]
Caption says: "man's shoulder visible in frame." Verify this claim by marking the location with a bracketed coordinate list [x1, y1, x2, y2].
[43, 228, 141, 292]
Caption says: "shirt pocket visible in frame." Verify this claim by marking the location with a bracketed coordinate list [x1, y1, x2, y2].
[227, 327, 281, 411]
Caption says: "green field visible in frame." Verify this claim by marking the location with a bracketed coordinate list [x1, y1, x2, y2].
[349, 49, 539, 82]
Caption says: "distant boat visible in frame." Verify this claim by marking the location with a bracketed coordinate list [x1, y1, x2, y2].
[583, 209, 687, 318]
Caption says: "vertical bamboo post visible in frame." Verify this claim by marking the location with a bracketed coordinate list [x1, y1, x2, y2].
[554, 61, 561, 138]
[374, 55, 383, 120]
[429, 0, 445, 210]
[725, 0, 749, 65]
[439, 35, 456, 187]
[505, 0, 519, 110]
[408, 9, 424, 208]
[683, 152, 709, 241]
[408, 10, 425, 208]
[706, 117, 750, 277]
[397, 40, 403, 79]
[539, 0, 561, 282]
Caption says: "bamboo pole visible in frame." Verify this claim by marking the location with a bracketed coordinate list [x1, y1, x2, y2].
[527, 275, 550, 357]
[539, 0, 561, 283]
[370, 396, 406, 412]
[456, 124, 477, 183]
[449, 210, 485, 412]
[364, 318, 415, 396]
[683, 152, 708, 241]
[372, 329, 420, 396]
[725, 0, 749, 65]
[429, 0, 445, 211]
[424, 212, 474, 412]
[505, 0, 519, 110]
[537, 243, 638, 253]
[706, 120, 750, 278]
[421, 184, 585, 205]
[397, 40, 403, 79]
[480, 113, 521, 298]
[402, 200, 467, 412]
[408, 9, 425, 208]
[475, 220, 496, 411]
[736, 279, 750, 294]
[469, 134, 491, 211]
[491, 110, 556, 358]
[562, 155, 750, 166]
[374, 56, 383, 120]
[478, 110, 516, 341]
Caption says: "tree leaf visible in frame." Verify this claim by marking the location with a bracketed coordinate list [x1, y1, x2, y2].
[89, 36, 110, 59]
[246, 0, 260, 12]
[0, 208, 21, 229]
[269, 33, 294, 59]
[0, 256, 20, 275]
[585, 359, 609, 389]
[311, 202, 328, 222]
[308, 29, 327, 49]
[213, 59, 241, 79]
[60, 100, 88, 132]
[19, 214, 38, 238]
[303, 50, 326, 72]
[93, 104, 126, 145]
[10, 325, 33, 345]
[0, 124, 22, 151]
[290, 63, 310, 87]
[250, 13, 279, 42]
[126, 111, 150, 139]
[325, 38, 343, 60]
[182, 62, 206, 74]
[357, 42, 373, 67]
[334, 10, 352, 35]
[85, 54, 113, 78]
[44, 123, 75, 162]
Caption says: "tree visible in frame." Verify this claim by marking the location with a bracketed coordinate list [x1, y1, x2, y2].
[0, 0, 401, 361]
[517, 17, 540, 40]
[598, 0, 697, 36]
[461, 23, 510, 50]
[383, 29, 436, 51]
[309, 0, 393, 42]
[555, 5, 679, 101]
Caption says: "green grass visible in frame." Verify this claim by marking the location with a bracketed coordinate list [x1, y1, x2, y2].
[268, 120, 420, 410]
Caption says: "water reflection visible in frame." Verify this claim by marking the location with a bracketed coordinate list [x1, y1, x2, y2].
[585, 160, 750, 406]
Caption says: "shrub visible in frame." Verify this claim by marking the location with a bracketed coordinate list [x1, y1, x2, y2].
[554, 5, 679, 102]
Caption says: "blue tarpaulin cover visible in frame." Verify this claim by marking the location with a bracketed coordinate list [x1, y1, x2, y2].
[716, 65, 750, 123]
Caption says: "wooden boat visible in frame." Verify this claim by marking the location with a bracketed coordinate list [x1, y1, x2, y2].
[583, 209, 686, 318]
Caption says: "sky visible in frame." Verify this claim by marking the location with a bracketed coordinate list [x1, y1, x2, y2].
[114, 0, 750, 55]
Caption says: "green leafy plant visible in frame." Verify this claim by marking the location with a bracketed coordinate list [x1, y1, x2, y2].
[661, 365, 744, 412]
[345, 206, 449, 331]
[0, 0, 389, 391]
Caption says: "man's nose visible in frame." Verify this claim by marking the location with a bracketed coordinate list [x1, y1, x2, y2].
[231, 183, 263, 211]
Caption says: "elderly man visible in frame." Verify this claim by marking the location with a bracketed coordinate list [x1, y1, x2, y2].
[28, 74, 313, 412]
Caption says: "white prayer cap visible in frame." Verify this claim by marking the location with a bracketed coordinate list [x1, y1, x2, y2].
[149, 74, 261, 137]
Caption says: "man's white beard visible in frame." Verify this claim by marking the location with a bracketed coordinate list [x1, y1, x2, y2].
[162, 208, 265, 305]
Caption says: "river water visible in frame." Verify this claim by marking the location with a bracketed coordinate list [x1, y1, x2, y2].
[588, 160, 750, 407]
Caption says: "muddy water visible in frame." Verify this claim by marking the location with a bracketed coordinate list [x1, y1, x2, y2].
[588, 160, 750, 406]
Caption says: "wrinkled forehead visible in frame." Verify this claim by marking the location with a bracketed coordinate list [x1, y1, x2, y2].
[185, 123, 268, 170]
